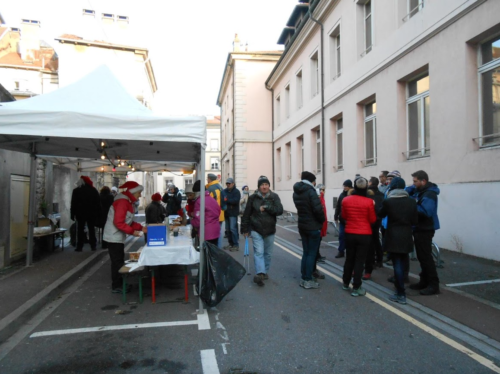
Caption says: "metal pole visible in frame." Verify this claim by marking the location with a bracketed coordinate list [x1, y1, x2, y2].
[198, 144, 206, 313]
[26, 144, 37, 266]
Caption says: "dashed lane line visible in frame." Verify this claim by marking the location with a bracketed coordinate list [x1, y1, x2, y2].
[446, 279, 500, 287]
[274, 241, 500, 374]
[200, 349, 220, 374]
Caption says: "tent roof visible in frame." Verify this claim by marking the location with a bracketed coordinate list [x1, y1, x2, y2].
[0, 65, 206, 171]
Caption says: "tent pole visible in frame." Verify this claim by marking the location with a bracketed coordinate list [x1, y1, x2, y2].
[198, 145, 206, 314]
[26, 144, 37, 267]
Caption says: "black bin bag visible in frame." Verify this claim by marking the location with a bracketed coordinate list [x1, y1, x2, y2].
[196, 241, 246, 307]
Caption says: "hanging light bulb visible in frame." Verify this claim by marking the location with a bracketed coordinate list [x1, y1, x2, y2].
[112, 167, 116, 172]
[101, 141, 105, 147]
[121, 161, 125, 166]
[101, 166, 104, 171]
[128, 164, 132, 169]
[101, 154, 106, 160]
[132, 167, 135, 171]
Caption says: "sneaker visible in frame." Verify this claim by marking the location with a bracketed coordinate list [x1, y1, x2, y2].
[253, 274, 265, 287]
[317, 256, 326, 263]
[351, 287, 366, 297]
[389, 294, 407, 304]
[409, 282, 427, 290]
[299, 279, 305, 288]
[335, 252, 345, 259]
[419, 286, 440, 296]
[342, 284, 350, 291]
[312, 270, 325, 279]
[303, 280, 320, 289]
[362, 273, 372, 281]
[262, 273, 269, 280]
[223, 244, 232, 250]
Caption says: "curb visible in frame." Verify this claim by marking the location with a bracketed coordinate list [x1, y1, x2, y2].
[0, 250, 107, 344]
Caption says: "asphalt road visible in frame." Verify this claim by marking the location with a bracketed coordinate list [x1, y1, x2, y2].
[0, 221, 499, 374]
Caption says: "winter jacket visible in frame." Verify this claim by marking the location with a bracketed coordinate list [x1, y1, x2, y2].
[241, 190, 283, 237]
[406, 182, 440, 231]
[71, 183, 101, 221]
[378, 184, 389, 194]
[162, 187, 183, 217]
[341, 192, 376, 235]
[334, 190, 348, 224]
[368, 186, 384, 223]
[378, 189, 418, 254]
[224, 186, 241, 218]
[191, 191, 222, 241]
[103, 193, 143, 244]
[292, 181, 325, 232]
[206, 180, 225, 222]
[319, 193, 328, 237]
[145, 201, 167, 224]
[97, 191, 114, 228]
[240, 191, 249, 215]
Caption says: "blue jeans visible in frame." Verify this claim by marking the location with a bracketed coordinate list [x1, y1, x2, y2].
[392, 253, 409, 296]
[229, 216, 239, 246]
[299, 229, 321, 281]
[338, 222, 346, 254]
[217, 222, 223, 248]
[251, 231, 275, 275]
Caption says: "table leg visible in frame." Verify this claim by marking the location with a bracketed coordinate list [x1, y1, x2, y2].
[184, 273, 188, 303]
[151, 268, 156, 304]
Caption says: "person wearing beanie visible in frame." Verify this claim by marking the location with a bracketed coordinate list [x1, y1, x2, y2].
[103, 181, 147, 293]
[144, 192, 167, 244]
[70, 176, 101, 252]
[191, 180, 222, 246]
[223, 178, 241, 251]
[341, 177, 376, 297]
[241, 175, 283, 287]
[206, 174, 225, 248]
[378, 177, 418, 304]
[293, 172, 326, 289]
[111, 186, 118, 197]
[162, 184, 183, 217]
[333, 179, 353, 258]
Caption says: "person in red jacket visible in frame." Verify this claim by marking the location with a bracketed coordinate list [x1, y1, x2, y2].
[341, 177, 376, 297]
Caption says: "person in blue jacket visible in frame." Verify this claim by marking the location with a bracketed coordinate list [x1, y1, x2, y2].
[407, 170, 441, 295]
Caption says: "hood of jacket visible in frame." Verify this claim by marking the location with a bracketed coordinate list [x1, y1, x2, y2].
[387, 189, 409, 199]
[420, 182, 440, 195]
[293, 181, 315, 195]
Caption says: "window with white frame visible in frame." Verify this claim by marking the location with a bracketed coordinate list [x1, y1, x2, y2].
[185, 178, 193, 187]
[296, 70, 303, 109]
[364, 102, 377, 166]
[285, 84, 290, 118]
[297, 136, 304, 176]
[363, 0, 372, 56]
[286, 142, 292, 179]
[211, 157, 220, 170]
[311, 51, 319, 97]
[405, 0, 424, 21]
[336, 118, 344, 170]
[276, 147, 282, 181]
[164, 179, 173, 190]
[329, 24, 341, 80]
[407, 74, 430, 158]
[210, 139, 219, 151]
[315, 129, 321, 174]
[276, 96, 281, 126]
[478, 35, 500, 147]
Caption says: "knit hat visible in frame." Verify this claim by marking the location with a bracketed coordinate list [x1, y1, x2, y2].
[257, 175, 270, 188]
[80, 176, 93, 187]
[343, 179, 353, 188]
[301, 171, 316, 183]
[388, 177, 406, 191]
[151, 193, 162, 201]
[119, 181, 144, 194]
[387, 170, 401, 178]
[207, 173, 217, 181]
[193, 180, 201, 192]
[354, 177, 368, 191]
[111, 186, 118, 193]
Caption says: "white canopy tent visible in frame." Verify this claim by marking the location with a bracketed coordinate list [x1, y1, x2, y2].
[0, 66, 207, 310]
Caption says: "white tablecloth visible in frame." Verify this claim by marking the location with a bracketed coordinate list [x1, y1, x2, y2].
[128, 231, 199, 272]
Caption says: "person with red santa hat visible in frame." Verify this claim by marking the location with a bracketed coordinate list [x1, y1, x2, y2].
[70, 176, 101, 252]
[103, 181, 148, 293]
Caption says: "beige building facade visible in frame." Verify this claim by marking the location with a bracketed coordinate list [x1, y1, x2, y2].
[267, 0, 500, 261]
[217, 49, 282, 190]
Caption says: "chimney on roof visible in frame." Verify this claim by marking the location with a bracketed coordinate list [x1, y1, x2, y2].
[233, 33, 240, 52]
[19, 19, 41, 62]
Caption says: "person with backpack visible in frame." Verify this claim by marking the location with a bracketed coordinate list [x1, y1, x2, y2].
[241, 176, 283, 287]
[206, 173, 226, 248]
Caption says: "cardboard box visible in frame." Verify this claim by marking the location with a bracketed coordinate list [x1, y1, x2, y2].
[147, 224, 167, 246]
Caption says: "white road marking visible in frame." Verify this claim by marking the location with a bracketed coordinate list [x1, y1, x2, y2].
[216, 322, 225, 330]
[197, 308, 211, 330]
[276, 224, 299, 234]
[221, 343, 229, 354]
[274, 241, 500, 374]
[30, 320, 198, 338]
[200, 349, 220, 374]
[446, 279, 500, 287]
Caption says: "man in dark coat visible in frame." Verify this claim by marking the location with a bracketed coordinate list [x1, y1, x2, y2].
[293, 171, 326, 290]
[162, 184, 183, 217]
[241, 176, 283, 287]
[223, 178, 241, 251]
[71, 176, 101, 251]
[145, 193, 167, 243]
[378, 177, 418, 304]
[334, 179, 352, 258]
[363, 177, 385, 280]
[407, 170, 441, 296]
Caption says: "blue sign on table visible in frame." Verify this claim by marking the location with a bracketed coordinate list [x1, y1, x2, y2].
[147, 225, 167, 246]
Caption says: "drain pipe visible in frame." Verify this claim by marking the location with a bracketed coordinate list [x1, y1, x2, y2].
[309, 8, 326, 185]
[265, 84, 275, 188]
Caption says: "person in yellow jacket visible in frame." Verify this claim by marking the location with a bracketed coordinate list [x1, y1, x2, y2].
[206, 173, 225, 248]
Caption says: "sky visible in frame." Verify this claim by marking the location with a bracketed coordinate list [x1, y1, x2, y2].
[1, 0, 299, 116]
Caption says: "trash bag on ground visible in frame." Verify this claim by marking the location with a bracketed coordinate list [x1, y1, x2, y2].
[196, 241, 246, 307]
